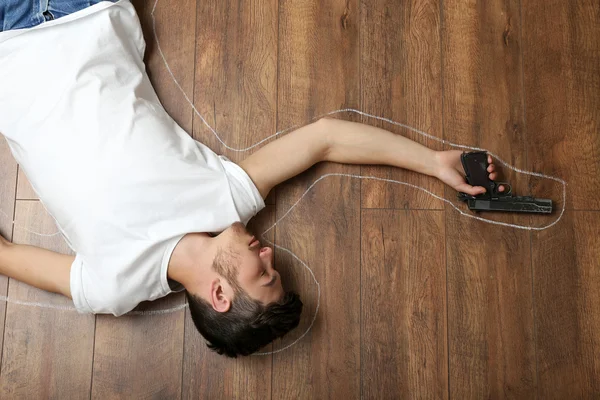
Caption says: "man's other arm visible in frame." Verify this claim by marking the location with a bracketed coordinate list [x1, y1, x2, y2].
[239, 117, 479, 199]
[0, 235, 72, 298]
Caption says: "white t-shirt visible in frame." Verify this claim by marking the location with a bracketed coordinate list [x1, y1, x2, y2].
[0, 1, 265, 316]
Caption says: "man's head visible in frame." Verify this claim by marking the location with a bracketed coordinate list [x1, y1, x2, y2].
[185, 222, 302, 357]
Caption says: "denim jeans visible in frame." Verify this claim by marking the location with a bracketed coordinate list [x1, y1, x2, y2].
[0, 0, 117, 32]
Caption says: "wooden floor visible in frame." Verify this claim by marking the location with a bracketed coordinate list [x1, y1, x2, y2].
[0, 0, 598, 398]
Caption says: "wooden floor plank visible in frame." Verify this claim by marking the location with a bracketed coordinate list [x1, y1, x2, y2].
[191, 0, 277, 160]
[446, 212, 536, 399]
[133, 0, 197, 133]
[522, 0, 600, 211]
[361, 209, 447, 399]
[0, 201, 95, 399]
[16, 170, 37, 200]
[0, 140, 16, 240]
[531, 212, 600, 398]
[87, 2, 196, 398]
[273, 2, 361, 397]
[442, 1, 536, 398]
[91, 295, 185, 400]
[522, 1, 600, 396]
[274, 173, 361, 399]
[360, 0, 444, 210]
[191, 0, 278, 204]
[181, 206, 275, 400]
[0, 138, 17, 380]
[442, 0, 529, 173]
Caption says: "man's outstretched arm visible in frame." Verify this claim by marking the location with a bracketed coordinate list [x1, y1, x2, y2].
[239, 117, 499, 199]
[0, 235, 73, 298]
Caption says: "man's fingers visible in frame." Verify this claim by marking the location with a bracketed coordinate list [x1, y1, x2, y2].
[457, 184, 486, 196]
[460, 183, 505, 194]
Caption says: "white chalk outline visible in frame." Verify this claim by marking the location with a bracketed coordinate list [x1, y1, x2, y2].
[0, 0, 566, 355]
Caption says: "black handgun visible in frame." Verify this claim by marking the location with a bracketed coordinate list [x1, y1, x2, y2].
[458, 151, 553, 214]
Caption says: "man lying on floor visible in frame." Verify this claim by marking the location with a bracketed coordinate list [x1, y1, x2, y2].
[0, 0, 502, 357]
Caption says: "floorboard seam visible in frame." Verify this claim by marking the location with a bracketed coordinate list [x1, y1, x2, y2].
[179, 303, 187, 399]
[518, 1, 540, 396]
[179, 1, 201, 397]
[271, 3, 280, 397]
[360, 207, 444, 211]
[0, 164, 19, 380]
[89, 316, 97, 400]
[438, 0, 451, 398]
[358, 0, 363, 398]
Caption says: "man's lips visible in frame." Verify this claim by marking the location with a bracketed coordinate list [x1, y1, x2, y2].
[249, 236, 260, 247]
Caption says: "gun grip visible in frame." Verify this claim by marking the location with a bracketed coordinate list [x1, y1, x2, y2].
[460, 151, 496, 197]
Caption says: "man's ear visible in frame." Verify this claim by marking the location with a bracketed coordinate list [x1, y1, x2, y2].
[210, 279, 231, 312]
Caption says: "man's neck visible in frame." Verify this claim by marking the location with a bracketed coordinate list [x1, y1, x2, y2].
[167, 232, 213, 288]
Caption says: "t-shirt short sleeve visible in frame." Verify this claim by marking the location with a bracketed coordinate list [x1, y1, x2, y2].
[70, 236, 185, 316]
[219, 156, 266, 225]
[70, 254, 93, 313]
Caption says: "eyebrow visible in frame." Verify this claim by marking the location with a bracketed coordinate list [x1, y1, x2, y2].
[263, 274, 277, 287]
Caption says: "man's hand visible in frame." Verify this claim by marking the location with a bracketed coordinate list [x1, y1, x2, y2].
[434, 150, 505, 196]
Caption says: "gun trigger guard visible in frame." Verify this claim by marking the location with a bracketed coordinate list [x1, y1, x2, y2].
[494, 182, 512, 196]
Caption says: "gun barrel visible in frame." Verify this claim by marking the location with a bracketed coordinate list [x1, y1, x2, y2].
[466, 196, 553, 214]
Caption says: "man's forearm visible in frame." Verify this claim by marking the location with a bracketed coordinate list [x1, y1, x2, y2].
[0, 240, 73, 298]
[239, 117, 441, 199]
[322, 118, 438, 176]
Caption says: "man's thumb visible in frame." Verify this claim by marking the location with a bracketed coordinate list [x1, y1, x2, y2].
[456, 184, 486, 196]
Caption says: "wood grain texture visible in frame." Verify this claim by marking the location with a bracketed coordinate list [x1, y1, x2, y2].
[272, 1, 361, 398]
[361, 209, 447, 399]
[531, 212, 600, 398]
[360, 0, 444, 210]
[0, 201, 95, 399]
[446, 212, 535, 399]
[274, 173, 361, 399]
[522, 2, 600, 397]
[442, 0, 527, 169]
[133, 0, 197, 134]
[91, 295, 185, 400]
[192, 0, 277, 165]
[0, 139, 16, 240]
[16, 169, 37, 200]
[0, 138, 17, 382]
[522, 0, 600, 210]
[442, 1, 536, 398]
[181, 206, 275, 400]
